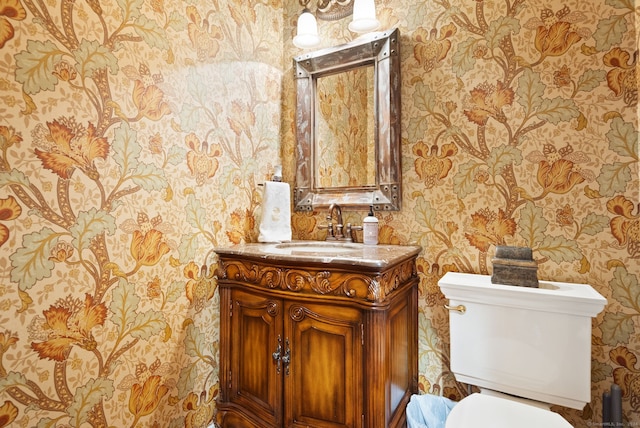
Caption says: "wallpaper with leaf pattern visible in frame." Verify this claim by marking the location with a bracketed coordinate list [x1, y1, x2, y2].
[0, 0, 282, 426]
[287, 0, 639, 426]
[0, 0, 637, 427]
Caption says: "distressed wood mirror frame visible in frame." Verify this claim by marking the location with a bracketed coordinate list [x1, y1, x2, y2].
[293, 28, 401, 212]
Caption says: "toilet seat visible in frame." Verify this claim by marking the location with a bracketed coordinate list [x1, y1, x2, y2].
[445, 393, 573, 428]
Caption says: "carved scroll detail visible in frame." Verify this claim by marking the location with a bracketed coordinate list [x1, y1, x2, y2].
[289, 305, 306, 322]
[266, 300, 279, 317]
[217, 257, 418, 303]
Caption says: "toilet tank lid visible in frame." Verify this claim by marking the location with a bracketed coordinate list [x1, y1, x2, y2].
[438, 272, 606, 317]
[446, 393, 573, 428]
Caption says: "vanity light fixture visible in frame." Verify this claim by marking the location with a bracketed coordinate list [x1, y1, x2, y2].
[348, 0, 380, 33]
[293, 0, 380, 49]
[293, 8, 321, 49]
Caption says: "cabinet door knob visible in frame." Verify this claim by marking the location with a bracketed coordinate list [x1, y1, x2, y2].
[272, 335, 282, 374]
[282, 338, 291, 375]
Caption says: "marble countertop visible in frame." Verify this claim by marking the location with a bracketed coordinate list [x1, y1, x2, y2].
[214, 241, 422, 269]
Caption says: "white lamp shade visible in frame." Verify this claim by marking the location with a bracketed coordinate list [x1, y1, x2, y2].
[348, 0, 380, 33]
[293, 9, 321, 49]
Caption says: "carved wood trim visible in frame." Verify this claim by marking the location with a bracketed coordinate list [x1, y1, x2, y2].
[217, 257, 417, 303]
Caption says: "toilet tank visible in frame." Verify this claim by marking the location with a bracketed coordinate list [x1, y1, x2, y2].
[438, 272, 606, 410]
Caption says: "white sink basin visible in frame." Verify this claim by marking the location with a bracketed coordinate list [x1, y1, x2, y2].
[271, 241, 361, 254]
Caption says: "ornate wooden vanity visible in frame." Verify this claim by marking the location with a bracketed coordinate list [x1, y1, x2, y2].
[214, 242, 420, 428]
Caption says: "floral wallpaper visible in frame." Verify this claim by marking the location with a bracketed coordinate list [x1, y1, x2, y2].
[0, 0, 283, 426]
[287, 0, 639, 427]
[0, 0, 637, 428]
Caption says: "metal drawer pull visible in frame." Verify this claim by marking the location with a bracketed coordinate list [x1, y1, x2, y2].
[444, 304, 466, 314]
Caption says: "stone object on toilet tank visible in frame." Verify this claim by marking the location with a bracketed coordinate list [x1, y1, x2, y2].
[491, 246, 539, 288]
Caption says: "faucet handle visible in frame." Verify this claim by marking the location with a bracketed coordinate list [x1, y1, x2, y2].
[348, 223, 363, 243]
[319, 215, 335, 239]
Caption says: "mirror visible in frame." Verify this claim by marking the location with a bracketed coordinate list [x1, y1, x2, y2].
[315, 64, 376, 188]
[293, 28, 401, 211]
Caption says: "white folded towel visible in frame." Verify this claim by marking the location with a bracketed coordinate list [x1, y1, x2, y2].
[258, 181, 292, 243]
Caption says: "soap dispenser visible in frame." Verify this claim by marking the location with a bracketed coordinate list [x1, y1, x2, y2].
[362, 205, 379, 245]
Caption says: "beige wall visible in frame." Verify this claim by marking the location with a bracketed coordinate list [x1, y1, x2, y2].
[0, 0, 637, 427]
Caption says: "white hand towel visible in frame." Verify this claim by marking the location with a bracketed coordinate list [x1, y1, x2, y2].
[258, 181, 292, 243]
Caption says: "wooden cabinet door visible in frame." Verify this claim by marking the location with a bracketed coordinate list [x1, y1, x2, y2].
[283, 301, 364, 428]
[229, 289, 283, 426]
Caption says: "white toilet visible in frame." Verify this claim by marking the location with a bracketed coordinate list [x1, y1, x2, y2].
[438, 272, 607, 428]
